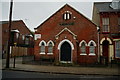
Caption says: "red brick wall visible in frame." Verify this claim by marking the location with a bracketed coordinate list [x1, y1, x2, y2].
[99, 12, 120, 61]
[2, 20, 34, 56]
[34, 5, 98, 64]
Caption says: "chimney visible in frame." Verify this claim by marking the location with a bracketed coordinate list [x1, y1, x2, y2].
[110, 0, 120, 9]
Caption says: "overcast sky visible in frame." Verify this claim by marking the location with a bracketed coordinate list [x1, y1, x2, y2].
[1, 0, 112, 31]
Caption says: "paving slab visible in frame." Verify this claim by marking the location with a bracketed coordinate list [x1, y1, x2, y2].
[5, 63, 120, 76]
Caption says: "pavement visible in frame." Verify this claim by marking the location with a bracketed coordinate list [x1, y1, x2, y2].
[1, 59, 120, 76]
[2, 63, 120, 76]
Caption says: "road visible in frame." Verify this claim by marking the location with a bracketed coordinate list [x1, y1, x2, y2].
[2, 70, 120, 80]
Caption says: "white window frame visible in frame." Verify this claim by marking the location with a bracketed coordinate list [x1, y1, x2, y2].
[25, 37, 29, 45]
[63, 11, 72, 20]
[16, 33, 19, 39]
[88, 40, 96, 56]
[47, 40, 54, 55]
[118, 17, 120, 31]
[22, 35, 25, 40]
[115, 40, 120, 58]
[79, 40, 87, 56]
[102, 18, 110, 32]
[39, 40, 46, 54]
[47, 42, 53, 55]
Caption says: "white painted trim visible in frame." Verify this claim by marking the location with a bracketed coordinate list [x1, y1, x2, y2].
[100, 38, 112, 44]
[89, 53, 96, 56]
[80, 53, 87, 55]
[100, 38, 105, 44]
[55, 28, 77, 37]
[58, 39, 74, 50]
[107, 38, 112, 44]
[88, 40, 97, 46]
[60, 61, 72, 63]
[113, 39, 120, 41]
[39, 40, 47, 46]
[46, 40, 55, 46]
[11, 29, 19, 33]
[47, 53, 53, 55]
[58, 39, 73, 63]
[79, 40, 87, 46]
[40, 52, 45, 54]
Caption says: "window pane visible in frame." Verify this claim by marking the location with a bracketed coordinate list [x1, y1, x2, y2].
[115, 41, 120, 58]
[90, 46, 95, 53]
[102, 18, 109, 32]
[64, 13, 67, 20]
[48, 42, 53, 53]
[118, 18, 120, 25]
[40, 42, 45, 53]
[89, 42, 95, 54]
[25, 37, 29, 45]
[81, 43, 86, 54]
[103, 25, 109, 32]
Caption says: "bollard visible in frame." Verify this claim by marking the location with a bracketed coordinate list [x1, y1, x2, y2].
[13, 56, 15, 68]
[111, 57, 112, 67]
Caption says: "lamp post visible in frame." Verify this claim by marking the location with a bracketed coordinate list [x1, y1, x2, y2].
[6, 0, 13, 68]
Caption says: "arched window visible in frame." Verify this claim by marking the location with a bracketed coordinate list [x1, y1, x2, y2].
[80, 42, 86, 55]
[89, 42, 96, 55]
[48, 42, 53, 54]
[39, 40, 46, 54]
[88, 40, 96, 56]
[63, 11, 71, 20]
[40, 42, 45, 54]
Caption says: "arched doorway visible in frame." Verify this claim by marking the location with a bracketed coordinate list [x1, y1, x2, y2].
[60, 41, 72, 62]
[102, 40, 109, 64]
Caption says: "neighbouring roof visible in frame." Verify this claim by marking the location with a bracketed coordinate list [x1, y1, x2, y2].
[0, 21, 9, 24]
[0, 20, 22, 24]
[0, 20, 34, 36]
[94, 2, 120, 12]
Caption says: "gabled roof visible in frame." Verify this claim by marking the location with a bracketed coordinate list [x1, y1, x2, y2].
[35, 4, 97, 29]
[94, 2, 120, 12]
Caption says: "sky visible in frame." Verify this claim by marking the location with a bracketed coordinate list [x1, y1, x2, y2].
[1, 0, 112, 31]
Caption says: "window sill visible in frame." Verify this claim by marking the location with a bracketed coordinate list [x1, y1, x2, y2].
[89, 53, 96, 56]
[40, 52, 45, 54]
[102, 32, 110, 34]
[47, 53, 53, 55]
[115, 57, 120, 59]
[80, 54, 87, 55]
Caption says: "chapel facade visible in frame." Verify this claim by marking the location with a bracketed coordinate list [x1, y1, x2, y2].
[34, 4, 98, 64]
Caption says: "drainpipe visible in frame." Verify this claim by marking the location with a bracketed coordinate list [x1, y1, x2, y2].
[97, 26, 100, 63]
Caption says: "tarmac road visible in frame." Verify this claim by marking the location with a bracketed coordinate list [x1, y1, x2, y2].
[2, 70, 120, 80]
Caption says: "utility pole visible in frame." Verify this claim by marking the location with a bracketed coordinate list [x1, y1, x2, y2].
[6, 0, 13, 68]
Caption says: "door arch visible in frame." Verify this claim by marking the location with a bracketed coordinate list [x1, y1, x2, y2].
[60, 41, 72, 62]
[102, 40, 109, 63]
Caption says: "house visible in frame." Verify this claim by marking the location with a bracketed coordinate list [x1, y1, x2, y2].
[92, 1, 120, 64]
[34, 4, 98, 64]
[1, 20, 34, 58]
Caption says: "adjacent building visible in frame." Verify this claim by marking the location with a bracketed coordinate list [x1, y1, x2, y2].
[92, 1, 120, 64]
[34, 4, 98, 64]
[1, 20, 34, 58]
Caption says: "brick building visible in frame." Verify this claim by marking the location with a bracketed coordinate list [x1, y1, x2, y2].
[1, 20, 34, 58]
[34, 4, 98, 64]
[92, 1, 120, 64]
